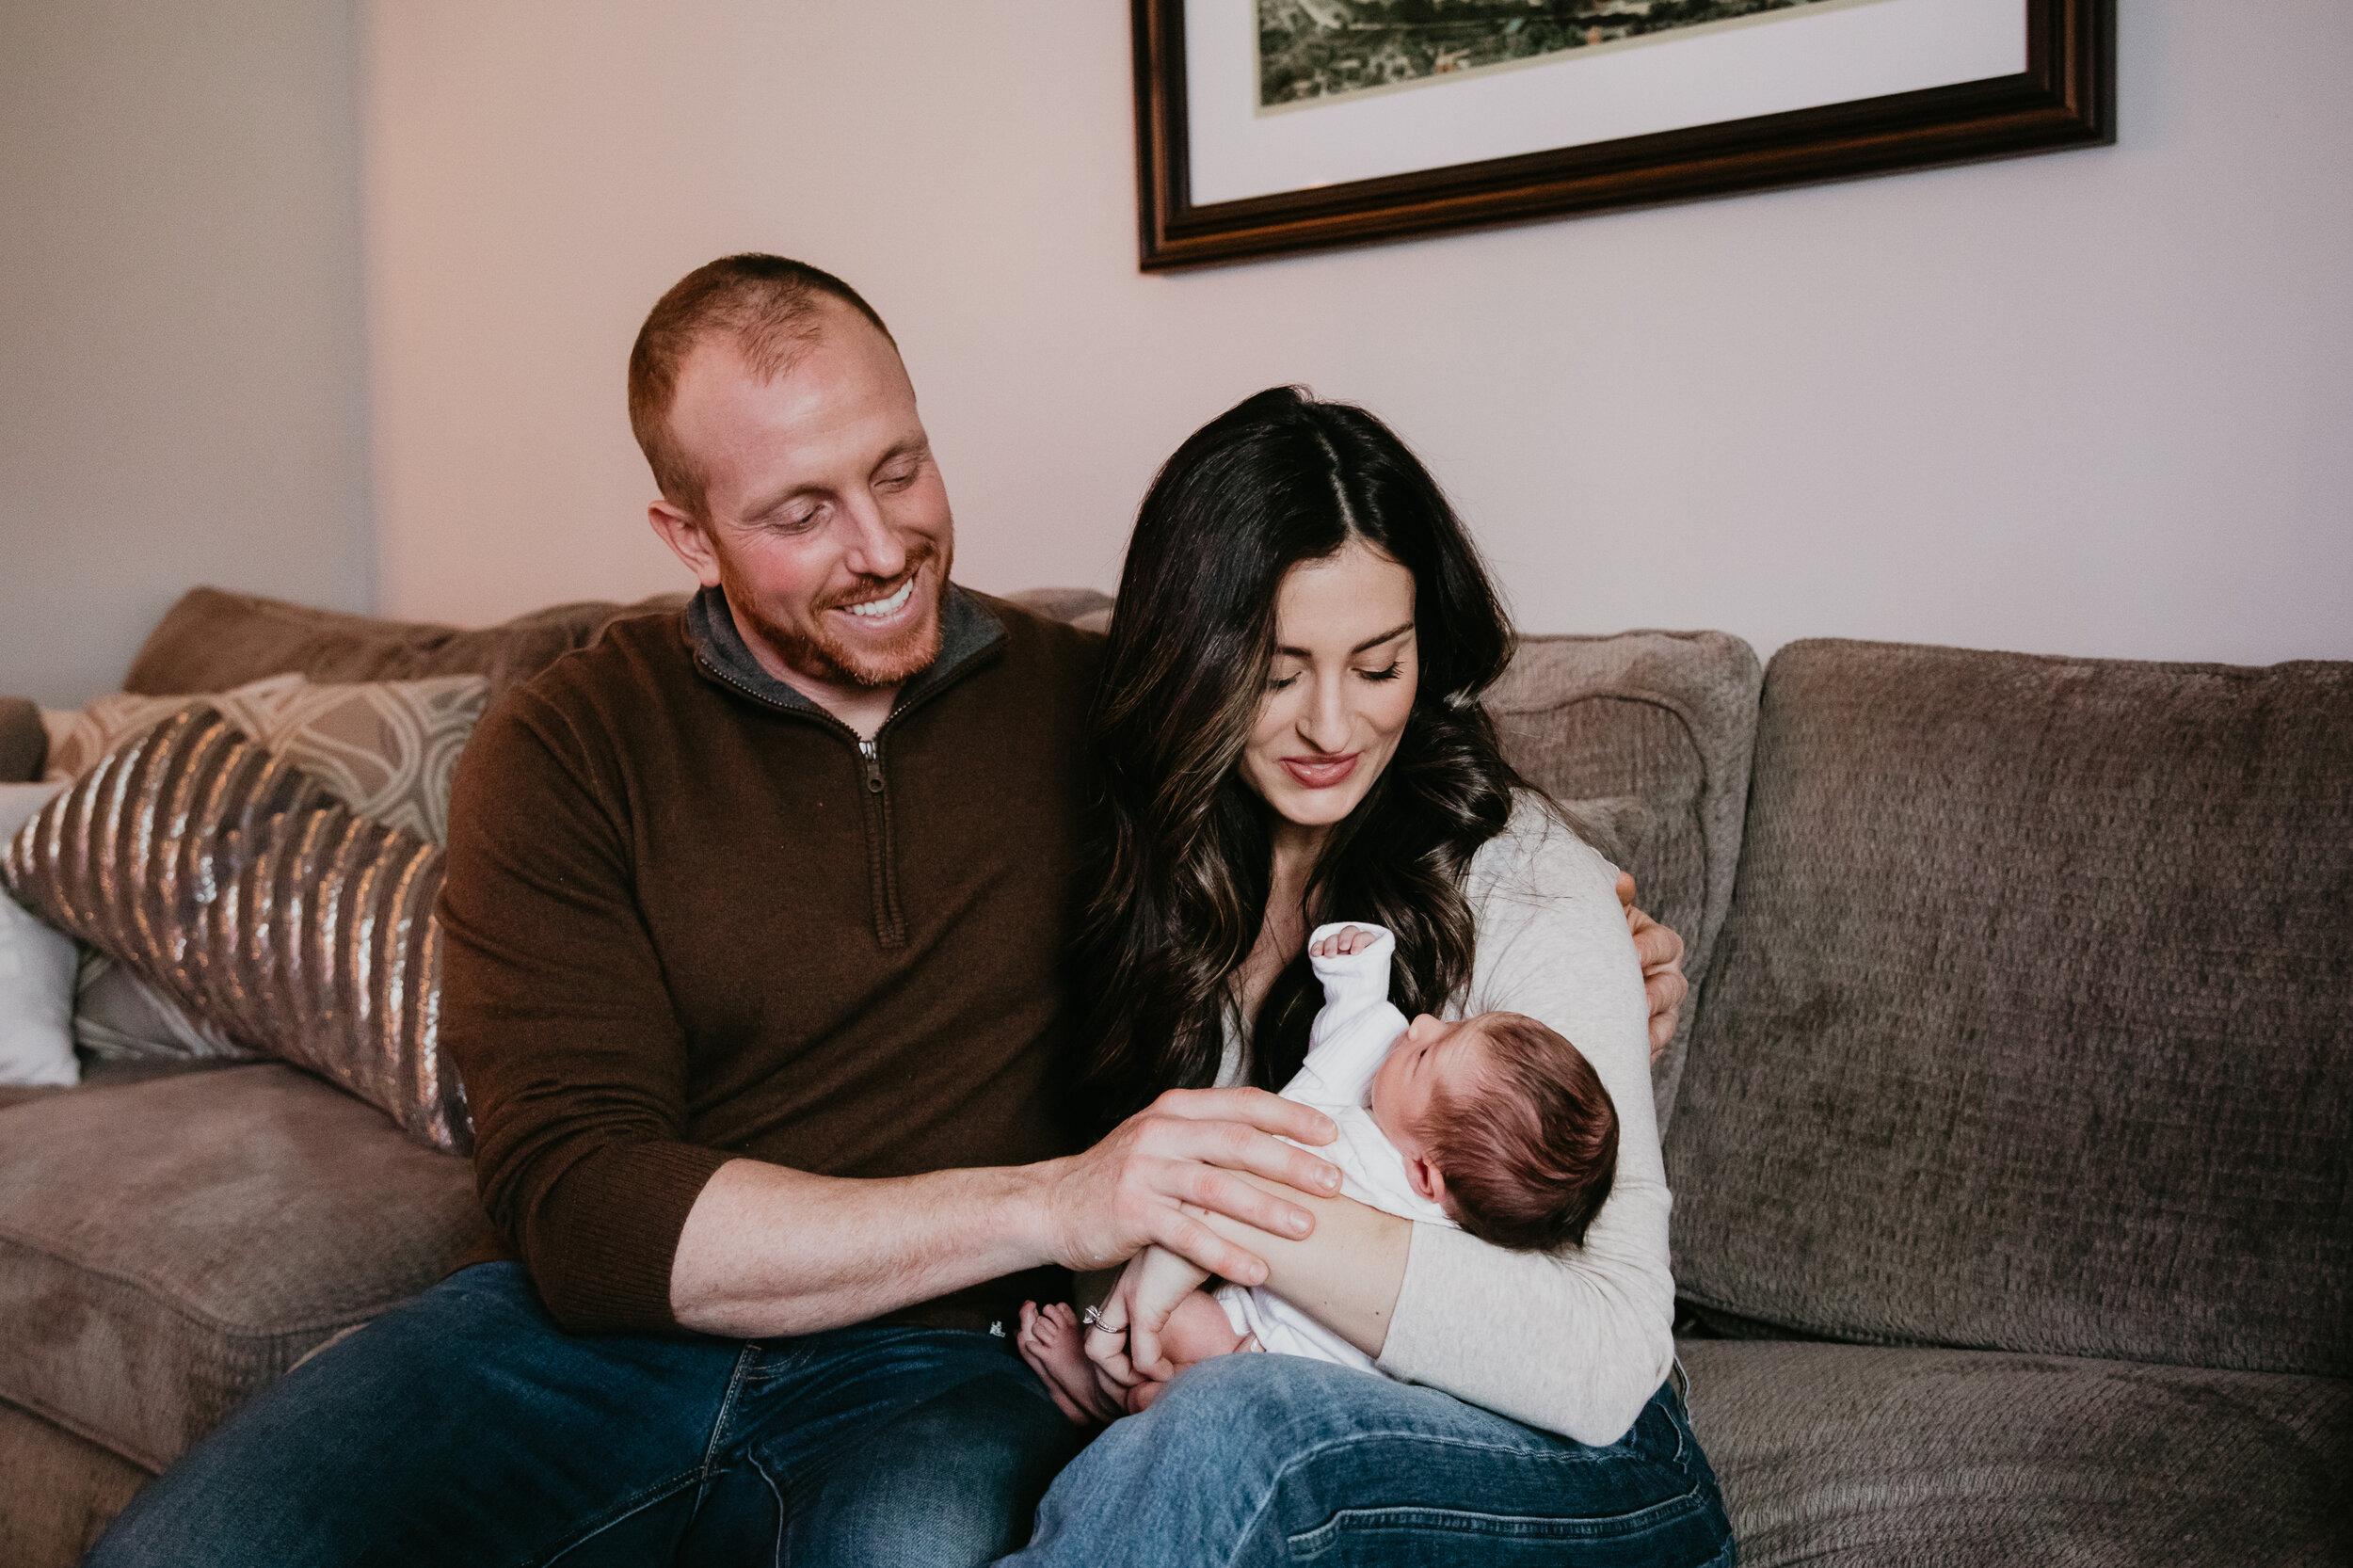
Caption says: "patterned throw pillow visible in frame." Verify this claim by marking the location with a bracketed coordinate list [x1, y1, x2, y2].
[44, 671, 489, 844]
[4, 706, 472, 1152]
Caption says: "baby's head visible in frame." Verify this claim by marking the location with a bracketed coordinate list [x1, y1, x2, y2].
[1369, 1011, 1618, 1251]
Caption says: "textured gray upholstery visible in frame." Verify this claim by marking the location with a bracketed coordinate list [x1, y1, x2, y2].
[0, 1063, 485, 1471]
[1488, 631, 1763, 1132]
[1668, 641, 2353, 1376]
[1677, 1338, 2352, 1568]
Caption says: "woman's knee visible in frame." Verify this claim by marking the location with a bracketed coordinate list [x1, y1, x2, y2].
[1121, 1353, 1371, 1466]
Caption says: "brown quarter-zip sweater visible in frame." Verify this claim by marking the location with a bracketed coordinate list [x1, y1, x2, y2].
[437, 584, 1100, 1336]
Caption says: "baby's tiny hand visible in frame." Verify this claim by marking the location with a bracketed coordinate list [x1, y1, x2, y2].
[1315, 925, 1370, 958]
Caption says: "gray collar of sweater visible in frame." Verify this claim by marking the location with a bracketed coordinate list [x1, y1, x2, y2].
[685, 581, 1005, 724]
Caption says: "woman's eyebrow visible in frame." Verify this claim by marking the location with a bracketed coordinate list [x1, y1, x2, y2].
[1274, 621, 1416, 659]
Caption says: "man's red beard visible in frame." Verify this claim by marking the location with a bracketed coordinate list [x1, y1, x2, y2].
[725, 537, 951, 691]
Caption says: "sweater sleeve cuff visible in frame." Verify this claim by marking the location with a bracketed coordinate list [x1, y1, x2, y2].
[527, 1140, 735, 1335]
[1374, 1218, 1454, 1380]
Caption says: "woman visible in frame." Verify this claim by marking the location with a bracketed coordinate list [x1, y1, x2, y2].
[1003, 387, 1733, 1565]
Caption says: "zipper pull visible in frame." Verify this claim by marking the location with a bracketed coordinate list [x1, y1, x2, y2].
[857, 736, 883, 792]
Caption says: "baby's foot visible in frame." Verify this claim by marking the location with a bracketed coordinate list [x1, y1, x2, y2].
[1017, 1301, 1108, 1426]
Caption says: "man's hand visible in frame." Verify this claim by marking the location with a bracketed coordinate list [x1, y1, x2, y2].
[1616, 872, 1689, 1064]
[1034, 1087, 1341, 1287]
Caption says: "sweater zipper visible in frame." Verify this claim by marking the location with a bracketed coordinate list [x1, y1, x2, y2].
[695, 649, 998, 952]
[855, 735, 907, 949]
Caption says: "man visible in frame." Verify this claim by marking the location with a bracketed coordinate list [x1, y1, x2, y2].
[89, 255, 1689, 1565]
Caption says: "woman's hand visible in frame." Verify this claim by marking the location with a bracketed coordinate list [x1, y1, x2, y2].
[1033, 1088, 1342, 1286]
[1015, 1301, 1127, 1426]
[1084, 1242, 1214, 1389]
[1615, 872, 1688, 1063]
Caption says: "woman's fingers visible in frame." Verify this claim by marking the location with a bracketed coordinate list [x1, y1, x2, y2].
[1618, 874, 1689, 1059]
[1644, 966, 1689, 1058]
[1127, 1308, 1176, 1384]
[1082, 1290, 1140, 1386]
[1086, 1330, 1139, 1388]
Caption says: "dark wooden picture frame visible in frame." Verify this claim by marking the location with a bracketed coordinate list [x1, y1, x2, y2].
[1133, 0, 2113, 270]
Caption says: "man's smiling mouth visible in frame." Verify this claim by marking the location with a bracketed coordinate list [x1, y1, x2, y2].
[841, 575, 917, 620]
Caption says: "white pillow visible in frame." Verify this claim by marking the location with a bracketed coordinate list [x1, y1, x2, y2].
[0, 781, 78, 1086]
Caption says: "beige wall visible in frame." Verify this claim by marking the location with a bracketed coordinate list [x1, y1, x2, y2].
[0, 0, 372, 707]
[361, 2, 2343, 665]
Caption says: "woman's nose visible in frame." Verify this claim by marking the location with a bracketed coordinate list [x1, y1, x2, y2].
[1299, 677, 1352, 753]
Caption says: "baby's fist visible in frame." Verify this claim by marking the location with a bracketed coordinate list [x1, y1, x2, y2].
[1314, 925, 1369, 958]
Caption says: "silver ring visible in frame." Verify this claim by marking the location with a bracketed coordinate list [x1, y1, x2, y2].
[1080, 1305, 1119, 1335]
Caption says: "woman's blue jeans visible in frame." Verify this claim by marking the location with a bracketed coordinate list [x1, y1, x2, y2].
[1001, 1352, 1735, 1567]
[88, 1262, 1733, 1566]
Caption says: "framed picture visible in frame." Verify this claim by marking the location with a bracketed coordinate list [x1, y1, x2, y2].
[1131, 0, 2113, 269]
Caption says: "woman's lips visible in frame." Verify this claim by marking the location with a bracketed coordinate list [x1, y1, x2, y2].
[1281, 753, 1359, 790]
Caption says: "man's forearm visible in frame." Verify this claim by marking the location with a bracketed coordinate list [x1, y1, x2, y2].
[668, 1158, 1057, 1336]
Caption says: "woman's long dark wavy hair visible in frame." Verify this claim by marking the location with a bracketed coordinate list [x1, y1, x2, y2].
[1072, 386, 1537, 1136]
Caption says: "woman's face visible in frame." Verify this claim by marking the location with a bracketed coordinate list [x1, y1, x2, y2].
[1239, 536, 1420, 840]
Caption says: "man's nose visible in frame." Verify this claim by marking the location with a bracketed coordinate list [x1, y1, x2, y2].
[840, 496, 910, 582]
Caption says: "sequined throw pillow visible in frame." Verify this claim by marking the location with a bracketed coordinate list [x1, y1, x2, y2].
[2, 705, 472, 1153]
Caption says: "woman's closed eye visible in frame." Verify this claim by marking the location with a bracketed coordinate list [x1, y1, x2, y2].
[1267, 663, 1401, 693]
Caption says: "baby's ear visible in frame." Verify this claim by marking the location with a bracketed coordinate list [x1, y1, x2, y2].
[1405, 1153, 1447, 1206]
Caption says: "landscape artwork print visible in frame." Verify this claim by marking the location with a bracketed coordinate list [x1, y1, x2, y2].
[1258, 0, 1860, 110]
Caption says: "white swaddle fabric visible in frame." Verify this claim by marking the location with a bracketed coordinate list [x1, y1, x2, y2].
[1215, 921, 1453, 1374]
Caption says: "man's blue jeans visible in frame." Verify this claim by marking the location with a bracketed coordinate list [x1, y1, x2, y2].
[1000, 1352, 1735, 1567]
[87, 1263, 1081, 1567]
[90, 1263, 1733, 1567]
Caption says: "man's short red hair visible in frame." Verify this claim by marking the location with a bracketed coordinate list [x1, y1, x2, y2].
[626, 253, 895, 520]
[1420, 1012, 1619, 1252]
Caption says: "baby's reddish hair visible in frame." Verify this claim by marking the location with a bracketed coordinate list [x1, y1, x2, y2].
[1420, 1013, 1618, 1251]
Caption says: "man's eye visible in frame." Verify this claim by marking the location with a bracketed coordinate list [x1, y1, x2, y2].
[876, 469, 917, 491]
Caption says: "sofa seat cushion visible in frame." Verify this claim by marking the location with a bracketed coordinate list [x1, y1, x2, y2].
[1677, 1338, 2352, 1567]
[0, 1063, 487, 1471]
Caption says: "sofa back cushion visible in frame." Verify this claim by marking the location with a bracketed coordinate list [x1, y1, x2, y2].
[1667, 639, 2353, 1377]
[1488, 630, 1763, 1133]
[123, 586, 686, 701]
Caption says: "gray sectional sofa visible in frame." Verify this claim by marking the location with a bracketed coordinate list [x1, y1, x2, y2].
[1, 587, 2345, 1566]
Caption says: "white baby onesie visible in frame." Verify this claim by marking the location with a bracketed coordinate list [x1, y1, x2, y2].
[1215, 922, 1456, 1375]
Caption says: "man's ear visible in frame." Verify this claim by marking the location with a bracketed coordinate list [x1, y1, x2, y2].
[1404, 1153, 1447, 1207]
[648, 499, 725, 588]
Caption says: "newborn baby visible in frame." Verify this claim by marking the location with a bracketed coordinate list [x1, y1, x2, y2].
[1022, 921, 1619, 1416]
